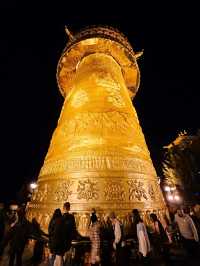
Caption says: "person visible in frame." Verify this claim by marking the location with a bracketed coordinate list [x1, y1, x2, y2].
[3, 207, 32, 266]
[132, 209, 151, 259]
[31, 218, 48, 265]
[0, 203, 5, 242]
[193, 204, 200, 219]
[190, 205, 200, 237]
[175, 208, 199, 257]
[149, 213, 168, 258]
[62, 202, 76, 250]
[48, 209, 63, 266]
[89, 213, 100, 265]
[8, 204, 19, 228]
[51, 202, 77, 266]
[109, 212, 122, 265]
[163, 215, 174, 244]
[100, 214, 114, 266]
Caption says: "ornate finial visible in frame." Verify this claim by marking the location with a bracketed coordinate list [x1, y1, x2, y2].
[179, 130, 187, 137]
[135, 49, 144, 60]
[65, 26, 74, 41]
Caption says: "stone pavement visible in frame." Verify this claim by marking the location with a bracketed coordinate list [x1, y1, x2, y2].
[1, 243, 200, 266]
[0, 241, 48, 266]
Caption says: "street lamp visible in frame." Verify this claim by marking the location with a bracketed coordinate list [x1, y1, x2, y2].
[30, 182, 37, 190]
[164, 186, 171, 192]
[167, 194, 174, 201]
[26, 182, 38, 203]
[163, 184, 182, 204]
[174, 194, 181, 202]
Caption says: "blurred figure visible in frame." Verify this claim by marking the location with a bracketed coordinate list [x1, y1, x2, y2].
[124, 213, 136, 239]
[48, 209, 62, 266]
[88, 208, 96, 229]
[109, 212, 122, 266]
[132, 209, 151, 259]
[2, 207, 32, 266]
[190, 205, 200, 237]
[89, 213, 100, 266]
[193, 204, 200, 219]
[0, 203, 5, 242]
[183, 206, 191, 215]
[175, 208, 199, 257]
[163, 215, 174, 244]
[150, 213, 168, 258]
[101, 214, 113, 240]
[62, 202, 77, 257]
[31, 218, 48, 265]
[100, 214, 113, 266]
[8, 204, 19, 228]
[49, 202, 77, 266]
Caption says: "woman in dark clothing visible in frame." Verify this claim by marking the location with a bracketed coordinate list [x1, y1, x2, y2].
[48, 209, 62, 254]
[48, 208, 63, 265]
[150, 214, 168, 242]
[150, 213, 168, 259]
[31, 218, 48, 265]
[101, 215, 114, 266]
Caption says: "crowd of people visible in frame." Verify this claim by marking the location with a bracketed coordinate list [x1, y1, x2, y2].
[0, 201, 200, 266]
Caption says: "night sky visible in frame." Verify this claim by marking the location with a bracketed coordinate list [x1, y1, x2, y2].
[0, 2, 199, 202]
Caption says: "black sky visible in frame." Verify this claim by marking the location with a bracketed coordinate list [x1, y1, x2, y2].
[0, 2, 199, 201]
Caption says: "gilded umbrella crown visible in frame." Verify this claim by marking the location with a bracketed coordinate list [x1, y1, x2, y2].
[57, 25, 143, 99]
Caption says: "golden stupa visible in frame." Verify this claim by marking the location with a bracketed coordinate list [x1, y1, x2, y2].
[27, 26, 166, 235]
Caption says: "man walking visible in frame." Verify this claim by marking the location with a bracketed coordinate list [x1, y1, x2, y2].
[52, 202, 77, 266]
[175, 207, 199, 257]
[62, 202, 76, 254]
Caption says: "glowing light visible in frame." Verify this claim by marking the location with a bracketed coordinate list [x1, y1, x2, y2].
[164, 186, 171, 192]
[9, 205, 18, 211]
[174, 195, 181, 201]
[167, 195, 173, 201]
[30, 183, 37, 190]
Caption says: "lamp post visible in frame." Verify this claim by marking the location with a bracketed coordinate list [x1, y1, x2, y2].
[163, 185, 182, 205]
[30, 182, 37, 190]
[28, 182, 38, 201]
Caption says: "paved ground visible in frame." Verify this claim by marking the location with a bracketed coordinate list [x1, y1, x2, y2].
[0, 241, 48, 266]
[1, 243, 200, 265]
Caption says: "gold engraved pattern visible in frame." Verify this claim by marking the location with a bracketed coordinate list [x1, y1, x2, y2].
[128, 180, 148, 201]
[32, 183, 49, 202]
[32, 180, 73, 203]
[62, 111, 133, 137]
[54, 180, 73, 202]
[104, 181, 125, 201]
[148, 184, 156, 201]
[40, 157, 155, 177]
[96, 74, 125, 108]
[70, 89, 89, 108]
[77, 179, 98, 200]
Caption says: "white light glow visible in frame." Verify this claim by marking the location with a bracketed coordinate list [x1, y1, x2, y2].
[174, 195, 181, 201]
[30, 183, 37, 190]
[164, 186, 171, 192]
[9, 205, 18, 211]
[167, 195, 173, 201]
